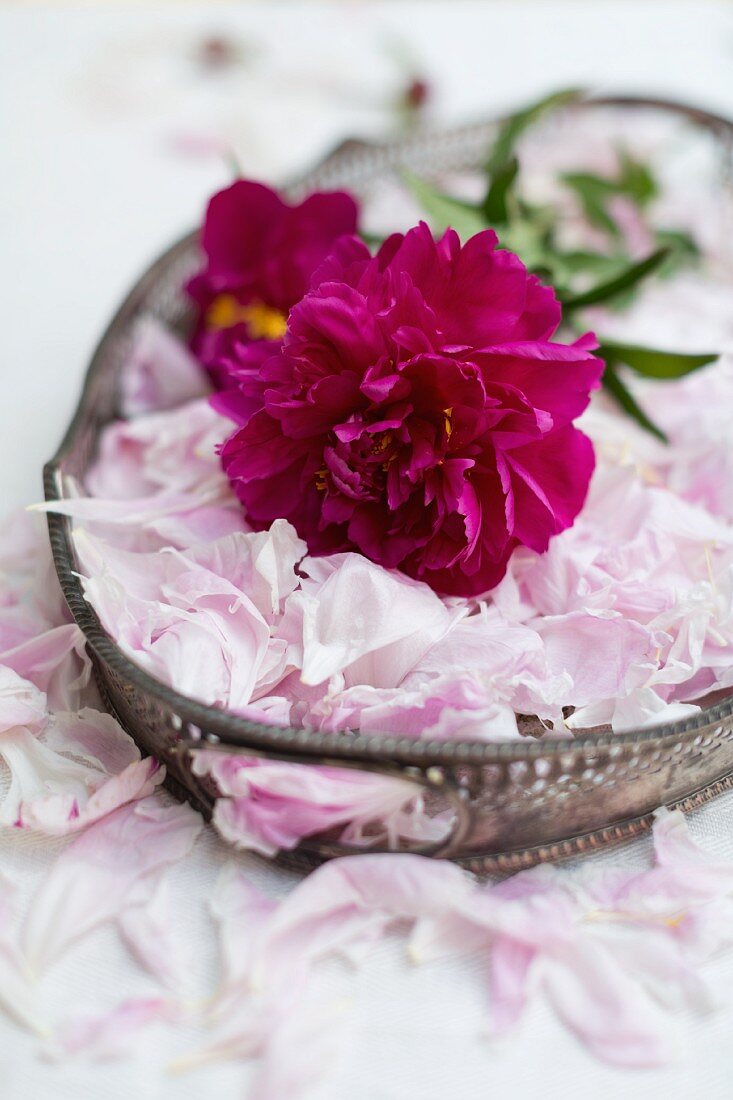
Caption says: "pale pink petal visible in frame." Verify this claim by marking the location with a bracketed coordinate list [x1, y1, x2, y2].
[85, 397, 233, 500]
[0, 727, 96, 827]
[209, 864, 278, 1013]
[251, 854, 473, 989]
[184, 520, 306, 620]
[542, 940, 674, 1067]
[16, 756, 163, 836]
[73, 530, 272, 711]
[0, 871, 48, 1035]
[0, 941, 49, 1036]
[22, 798, 202, 972]
[34, 491, 208, 524]
[649, 808, 733, 905]
[294, 554, 453, 687]
[533, 610, 655, 709]
[46, 997, 173, 1062]
[118, 877, 189, 994]
[120, 316, 209, 417]
[0, 666, 47, 732]
[194, 754, 444, 856]
[43, 708, 140, 774]
[6, 708, 162, 836]
[486, 938, 537, 1035]
[0, 625, 91, 711]
[247, 996, 349, 1100]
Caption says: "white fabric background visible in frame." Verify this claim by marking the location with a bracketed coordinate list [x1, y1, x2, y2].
[2, 2, 733, 1097]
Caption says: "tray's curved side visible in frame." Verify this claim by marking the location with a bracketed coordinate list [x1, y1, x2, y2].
[44, 95, 733, 866]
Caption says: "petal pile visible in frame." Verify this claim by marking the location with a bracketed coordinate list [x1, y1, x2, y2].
[2, 435, 733, 1087]
[35, 316, 733, 853]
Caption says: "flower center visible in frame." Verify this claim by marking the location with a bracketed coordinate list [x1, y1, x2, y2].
[370, 431, 393, 456]
[206, 295, 288, 340]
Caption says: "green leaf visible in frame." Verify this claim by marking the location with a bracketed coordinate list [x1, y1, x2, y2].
[359, 229, 386, 248]
[498, 217, 556, 274]
[553, 250, 627, 277]
[561, 172, 621, 237]
[481, 155, 519, 225]
[598, 341, 718, 379]
[601, 361, 668, 443]
[617, 150, 658, 206]
[485, 88, 582, 176]
[655, 227, 699, 259]
[654, 227, 700, 278]
[400, 170, 487, 238]
[562, 151, 658, 238]
[560, 247, 670, 310]
[224, 148, 243, 179]
[550, 252, 635, 297]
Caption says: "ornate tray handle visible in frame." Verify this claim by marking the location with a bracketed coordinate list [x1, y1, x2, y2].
[175, 734, 475, 859]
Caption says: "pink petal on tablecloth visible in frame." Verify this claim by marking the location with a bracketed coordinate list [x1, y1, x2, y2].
[246, 995, 350, 1100]
[0, 624, 92, 712]
[16, 756, 163, 836]
[45, 997, 174, 1062]
[118, 877, 189, 995]
[0, 870, 49, 1036]
[541, 938, 674, 1067]
[251, 854, 474, 987]
[0, 727, 99, 827]
[21, 798, 202, 973]
[6, 708, 163, 836]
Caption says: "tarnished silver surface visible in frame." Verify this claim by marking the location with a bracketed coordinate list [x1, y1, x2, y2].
[44, 95, 733, 872]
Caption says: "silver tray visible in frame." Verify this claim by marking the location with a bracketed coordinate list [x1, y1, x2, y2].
[44, 94, 733, 873]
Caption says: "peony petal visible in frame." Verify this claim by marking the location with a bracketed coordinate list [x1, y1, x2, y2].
[22, 798, 202, 973]
[120, 316, 209, 417]
[542, 939, 674, 1066]
[0, 727, 96, 827]
[295, 554, 452, 687]
[118, 877, 189, 995]
[45, 997, 173, 1062]
[195, 754, 440, 857]
[16, 756, 164, 836]
[0, 665, 47, 732]
[0, 624, 91, 712]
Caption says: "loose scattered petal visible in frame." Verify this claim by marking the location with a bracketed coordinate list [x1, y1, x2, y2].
[118, 877, 189, 995]
[46, 997, 173, 1062]
[22, 799, 202, 973]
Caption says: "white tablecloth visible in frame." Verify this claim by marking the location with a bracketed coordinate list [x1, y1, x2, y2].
[2, 3, 733, 1097]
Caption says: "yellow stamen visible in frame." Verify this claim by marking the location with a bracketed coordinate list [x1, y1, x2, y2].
[314, 468, 328, 492]
[371, 431, 393, 456]
[206, 295, 287, 340]
[584, 907, 687, 928]
[664, 913, 686, 929]
[443, 407, 453, 439]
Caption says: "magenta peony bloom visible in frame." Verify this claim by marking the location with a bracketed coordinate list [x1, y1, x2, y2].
[216, 223, 604, 596]
[186, 180, 359, 373]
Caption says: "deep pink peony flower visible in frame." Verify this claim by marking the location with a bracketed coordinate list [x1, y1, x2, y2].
[186, 180, 359, 374]
[215, 223, 604, 596]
